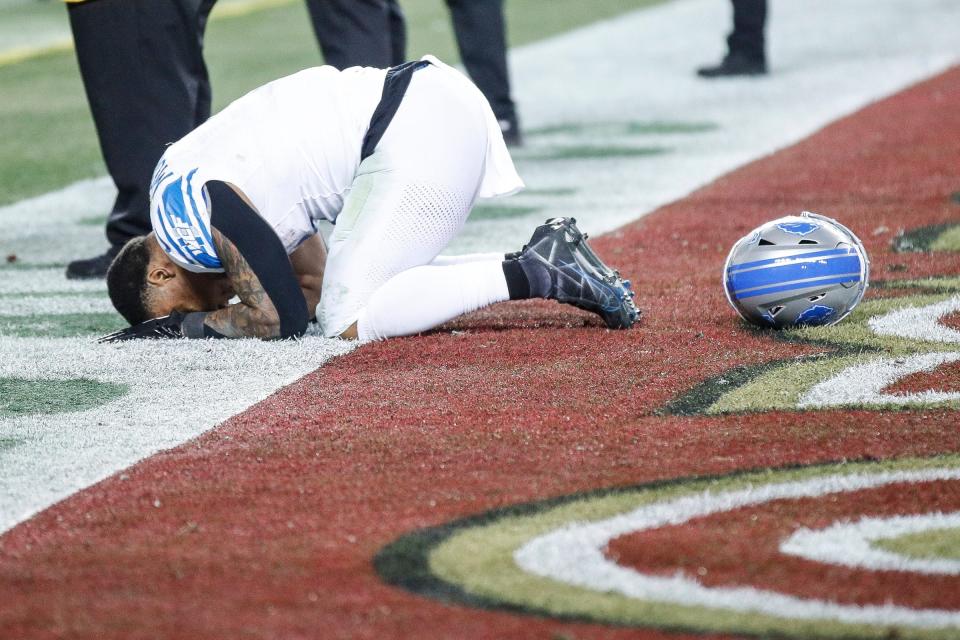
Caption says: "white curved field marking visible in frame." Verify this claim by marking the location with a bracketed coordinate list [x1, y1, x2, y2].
[781, 512, 960, 575]
[799, 352, 960, 409]
[869, 296, 960, 344]
[514, 467, 960, 628]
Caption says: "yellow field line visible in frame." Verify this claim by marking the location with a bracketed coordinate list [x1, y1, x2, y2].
[0, 38, 72, 67]
[0, 0, 297, 68]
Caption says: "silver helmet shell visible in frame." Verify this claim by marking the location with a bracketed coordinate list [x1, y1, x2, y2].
[723, 212, 870, 328]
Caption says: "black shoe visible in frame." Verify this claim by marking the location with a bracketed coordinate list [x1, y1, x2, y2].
[515, 217, 640, 329]
[65, 245, 122, 280]
[697, 53, 767, 78]
[498, 115, 523, 148]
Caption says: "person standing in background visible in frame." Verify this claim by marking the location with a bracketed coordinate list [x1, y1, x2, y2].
[63, 0, 405, 279]
[697, 0, 767, 78]
[309, 0, 523, 146]
[63, 0, 216, 279]
[305, 0, 406, 69]
[446, 0, 521, 146]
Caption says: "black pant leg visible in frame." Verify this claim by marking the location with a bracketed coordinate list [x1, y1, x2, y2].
[304, 0, 406, 69]
[445, 0, 515, 122]
[727, 0, 767, 62]
[68, 0, 214, 248]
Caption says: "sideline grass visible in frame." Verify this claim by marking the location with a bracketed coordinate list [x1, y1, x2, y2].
[0, 377, 127, 417]
[0, 0, 666, 209]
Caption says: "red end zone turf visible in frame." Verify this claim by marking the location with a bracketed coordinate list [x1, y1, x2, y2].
[3, 69, 960, 639]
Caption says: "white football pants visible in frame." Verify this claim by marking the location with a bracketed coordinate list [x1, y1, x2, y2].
[316, 62, 523, 340]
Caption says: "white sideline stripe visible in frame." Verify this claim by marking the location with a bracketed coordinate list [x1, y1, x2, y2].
[799, 352, 960, 409]
[0, 335, 356, 532]
[782, 512, 960, 576]
[3, 0, 960, 535]
[0, 295, 112, 316]
[514, 468, 960, 628]
[0, 269, 105, 295]
[869, 296, 960, 344]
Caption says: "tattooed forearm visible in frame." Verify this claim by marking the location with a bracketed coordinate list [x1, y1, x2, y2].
[203, 230, 281, 339]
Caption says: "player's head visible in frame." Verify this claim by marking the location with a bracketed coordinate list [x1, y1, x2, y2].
[106, 233, 233, 325]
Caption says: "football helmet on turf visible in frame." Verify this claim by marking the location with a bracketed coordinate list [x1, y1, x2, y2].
[723, 212, 869, 328]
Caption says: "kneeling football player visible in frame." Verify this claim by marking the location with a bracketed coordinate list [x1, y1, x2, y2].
[102, 57, 639, 343]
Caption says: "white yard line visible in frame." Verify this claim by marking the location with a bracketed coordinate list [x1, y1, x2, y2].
[1, 0, 959, 535]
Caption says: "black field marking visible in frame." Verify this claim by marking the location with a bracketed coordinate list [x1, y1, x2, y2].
[656, 347, 873, 416]
[657, 315, 894, 416]
[373, 457, 930, 636]
[658, 355, 818, 416]
[527, 121, 718, 137]
[470, 205, 541, 221]
[951, 192, 960, 206]
[892, 223, 960, 253]
[518, 145, 670, 162]
[0, 377, 128, 417]
[0, 312, 122, 338]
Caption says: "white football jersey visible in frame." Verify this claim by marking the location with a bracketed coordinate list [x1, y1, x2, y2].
[150, 64, 387, 273]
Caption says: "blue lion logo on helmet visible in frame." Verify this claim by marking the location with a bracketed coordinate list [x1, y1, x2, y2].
[795, 305, 836, 326]
[777, 222, 820, 236]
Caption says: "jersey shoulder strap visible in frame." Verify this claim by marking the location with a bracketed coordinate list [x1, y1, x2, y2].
[360, 59, 431, 163]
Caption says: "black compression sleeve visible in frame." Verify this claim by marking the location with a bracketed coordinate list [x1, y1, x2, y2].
[206, 180, 308, 339]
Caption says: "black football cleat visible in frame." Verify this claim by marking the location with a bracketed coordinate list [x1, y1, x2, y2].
[697, 53, 767, 78]
[66, 245, 122, 280]
[515, 217, 640, 329]
[498, 114, 523, 148]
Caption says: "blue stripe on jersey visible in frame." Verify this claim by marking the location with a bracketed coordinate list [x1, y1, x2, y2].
[160, 177, 222, 269]
[156, 185, 197, 268]
[185, 169, 216, 250]
[150, 158, 173, 201]
[726, 248, 851, 274]
[728, 254, 862, 295]
[733, 275, 862, 300]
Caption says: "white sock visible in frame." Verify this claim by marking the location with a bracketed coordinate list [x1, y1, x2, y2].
[429, 252, 506, 267]
[357, 260, 509, 342]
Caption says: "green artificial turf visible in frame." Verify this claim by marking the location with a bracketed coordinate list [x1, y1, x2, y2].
[0, 436, 24, 453]
[875, 527, 960, 561]
[0, 377, 128, 417]
[0, 0, 668, 208]
[517, 145, 670, 161]
[0, 290, 105, 299]
[470, 205, 541, 221]
[527, 120, 718, 137]
[0, 312, 122, 338]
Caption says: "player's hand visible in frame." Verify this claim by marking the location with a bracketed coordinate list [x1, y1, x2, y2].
[98, 311, 187, 343]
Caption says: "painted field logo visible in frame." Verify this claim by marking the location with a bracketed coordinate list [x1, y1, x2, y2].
[376, 457, 960, 639]
[666, 277, 960, 415]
